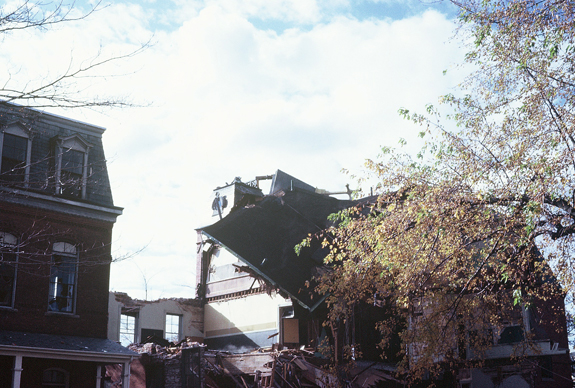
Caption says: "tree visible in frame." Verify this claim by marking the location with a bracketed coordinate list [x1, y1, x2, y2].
[311, 0, 575, 381]
[0, 0, 147, 108]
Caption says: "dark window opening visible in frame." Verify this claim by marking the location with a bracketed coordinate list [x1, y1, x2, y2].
[60, 149, 84, 197]
[0, 234, 17, 307]
[1, 133, 27, 182]
[141, 328, 164, 343]
[0, 252, 16, 306]
[498, 325, 524, 344]
[42, 368, 68, 387]
[540, 356, 553, 379]
[48, 254, 77, 313]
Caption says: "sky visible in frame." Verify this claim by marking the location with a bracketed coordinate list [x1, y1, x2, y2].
[0, 0, 469, 300]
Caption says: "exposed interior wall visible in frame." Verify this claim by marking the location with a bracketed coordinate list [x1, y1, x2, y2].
[204, 292, 291, 352]
[138, 299, 204, 340]
[108, 292, 204, 345]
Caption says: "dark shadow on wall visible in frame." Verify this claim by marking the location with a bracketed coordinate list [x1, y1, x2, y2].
[204, 330, 277, 354]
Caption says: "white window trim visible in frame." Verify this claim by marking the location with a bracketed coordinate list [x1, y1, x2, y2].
[0, 122, 33, 187]
[54, 135, 92, 200]
[120, 312, 139, 346]
[165, 313, 183, 343]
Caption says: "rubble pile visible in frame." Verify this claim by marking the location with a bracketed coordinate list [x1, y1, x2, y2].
[118, 339, 400, 388]
[129, 338, 199, 358]
[203, 348, 400, 388]
[203, 349, 321, 388]
[124, 337, 205, 388]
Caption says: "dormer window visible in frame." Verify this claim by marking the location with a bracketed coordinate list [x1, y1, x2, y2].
[53, 135, 92, 199]
[0, 122, 32, 185]
[61, 149, 85, 197]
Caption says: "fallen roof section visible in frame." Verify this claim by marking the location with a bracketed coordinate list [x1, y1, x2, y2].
[201, 187, 358, 311]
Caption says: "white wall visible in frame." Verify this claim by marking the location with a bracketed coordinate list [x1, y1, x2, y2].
[204, 292, 290, 339]
[108, 292, 204, 345]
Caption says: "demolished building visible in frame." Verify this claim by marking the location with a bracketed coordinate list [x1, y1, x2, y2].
[196, 171, 364, 354]
[108, 292, 204, 346]
[195, 170, 573, 388]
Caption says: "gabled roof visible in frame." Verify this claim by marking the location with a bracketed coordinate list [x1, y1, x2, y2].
[201, 187, 357, 311]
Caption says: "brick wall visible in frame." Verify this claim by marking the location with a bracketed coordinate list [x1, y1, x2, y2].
[0, 201, 114, 339]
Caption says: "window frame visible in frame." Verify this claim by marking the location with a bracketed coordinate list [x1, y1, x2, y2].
[165, 313, 182, 343]
[0, 232, 18, 308]
[540, 355, 554, 380]
[120, 312, 138, 346]
[0, 122, 32, 186]
[48, 242, 78, 314]
[53, 135, 92, 200]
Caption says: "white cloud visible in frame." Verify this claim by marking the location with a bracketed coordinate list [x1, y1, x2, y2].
[107, 8, 464, 300]
[207, 0, 323, 24]
[1, 1, 466, 300]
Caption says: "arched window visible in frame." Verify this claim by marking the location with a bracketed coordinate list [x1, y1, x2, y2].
[0, 232, 18, 307]
[48, 242, 77, 313]
[42, 368, 68, 387]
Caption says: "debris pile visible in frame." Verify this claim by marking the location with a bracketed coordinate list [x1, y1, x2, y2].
[110, 339, 400, 388]
[112, 337, 205, 388]
[129, 336, 201, 358]
[203, 348, 401, 388]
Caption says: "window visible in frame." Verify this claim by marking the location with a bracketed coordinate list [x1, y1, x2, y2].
[60, 149, 85, 197]
[141, 328, 163, 342]
[165, 313, 182, 343]
[0, 232, 17, 307]
[43, 368, 68, 387]
[540, 356, 553, 380]
[0, 123, 31, 185]
[53, 135, 92, 199]
[120, 313, 137, 346]
[498, 325, 524, 344]
[48, 242, 77, 313]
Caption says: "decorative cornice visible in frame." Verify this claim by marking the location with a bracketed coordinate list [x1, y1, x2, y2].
[0, 187, 122, 223]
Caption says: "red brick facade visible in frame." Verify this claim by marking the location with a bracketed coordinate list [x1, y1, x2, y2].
[0, 105, 134, 388]
[0, 201, 113, 338]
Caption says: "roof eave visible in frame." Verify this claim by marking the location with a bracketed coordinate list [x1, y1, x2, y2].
[0, 344, 137, 363]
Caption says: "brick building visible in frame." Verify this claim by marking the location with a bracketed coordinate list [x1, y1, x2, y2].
[0, 105, 136, 388]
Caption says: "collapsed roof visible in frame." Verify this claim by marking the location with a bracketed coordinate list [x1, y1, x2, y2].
[200, 170, 359, 311]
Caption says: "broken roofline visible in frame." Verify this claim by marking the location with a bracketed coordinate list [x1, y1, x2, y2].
[200, 231, 328, 312]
